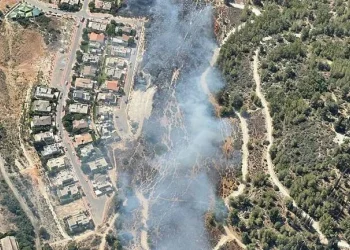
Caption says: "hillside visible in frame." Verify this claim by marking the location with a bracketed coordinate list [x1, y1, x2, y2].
[217, 0, 350, 248]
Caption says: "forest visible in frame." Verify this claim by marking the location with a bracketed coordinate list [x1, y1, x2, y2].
[217, 0, 350, 248]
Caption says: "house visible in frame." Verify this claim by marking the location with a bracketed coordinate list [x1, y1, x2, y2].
[102, 81, 119, 92]
[31, 116, 52, 128]
[82, 54, 100, 64]
[86, 157, 108, 174]
[31, 100, 51, 113]
[100, 124, 114, 138]
[46, 156, 68, 172]
[0, 236, 19, 250]
[89, 41, 102, 49]
[66, 212, 93, 233]
[88, 21, 107, 32]
[8, 3, 42, 19]
[111, 37, 125, 46]
[110, 46, 130, 58]
[79, 143, 95, 159]
[89, 32, 105, 44]
[97, 92, 117, 105]
[69, 103, 89, 114]
[105, 68, 115, 79]
[121, 26, 133, 35]
[122, 34, 130, 44]
[75, 78, 94, 90]
[105, 57, 126, 69]
[73, 119, 89, 130]
[41, 143, 62, 158]
[92, 181, 113, 196]
[33, 131, 55, 145]
[34, 86, 55, 99]
[74, 133, 93, 147]
[95, 0, 111, 10]
[97, 106, 112, 119]
[51, 170, 77, 188]
[73, 90, 91, 102]
[104, 68, 124, 80]
[113, 70, 124, 80]
[57, 184, 80, 204]
[82, 65, 97, 78]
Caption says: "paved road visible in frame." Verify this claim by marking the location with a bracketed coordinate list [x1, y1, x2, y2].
[0, 156, 42, 250]
[52, 17, 108, 226]
[113, 21, 144, 139]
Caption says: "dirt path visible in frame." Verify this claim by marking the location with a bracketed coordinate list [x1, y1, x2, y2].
[200, 48, 248, 250]
[99, 213, 119, 250]
[253, 49, 332, 245]
[135, 190, 150, 250]
[213, 226, 246, 250]
[0, 155, 42, 250]
[224, 112, 248, 206]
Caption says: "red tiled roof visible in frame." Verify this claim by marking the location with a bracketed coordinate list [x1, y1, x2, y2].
[106, 81, 119, 91]
[89, 32, 105, 43]
[122, 34, 130, 42]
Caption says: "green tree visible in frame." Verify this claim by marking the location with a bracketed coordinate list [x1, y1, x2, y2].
[88, 1, 95, 10]
[232, 94, 244, 110]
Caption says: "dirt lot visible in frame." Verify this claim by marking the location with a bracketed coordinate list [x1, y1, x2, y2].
[55, 199, 87, 220]
[127, 84, 157, 138]
[0, 0, 18, 12]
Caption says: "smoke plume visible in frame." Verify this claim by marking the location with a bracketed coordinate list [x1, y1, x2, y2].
[117, 0, 233, 249]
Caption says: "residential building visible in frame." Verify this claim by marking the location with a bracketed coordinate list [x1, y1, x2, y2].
[92, 181, 113, 196]
[74, 133, 93, 147]
[66, 212, 93, 233]
[95, 0, 111, 10]
[73, 119, 89, 130]
[111, 37, 125, 46]
[46, 156, 68, 172]
[111, 46, 130, 58]
[113, 70, 124, 80]
[105, 68, 124, 80]
[31, 116, 52, 128]
[89, 32, 105, 44]
[73, 90, 91, 102]
[122, 34, 130, 44]
[89, 41, 102, 49]
[100, 124, 114, 138]
[33, 131, 55, 145]
[0, 236, 19, 250]
[82, 65, 97, 78]
[102, 80, 119, 92]
[75, 78, 94, 90]
[105, 57, 126, 69]
[41, 143, 62, 158]
[69, 103, 89, 114]
[121, 26, 132, 35]
[8, 3, 42, 19]
[57, 184, 80, 204]
[97, 106, 112, 119]
[34, 86, 55, 99]
[51, 170, 77, 188]
[79, 143, 95, 159]
[82, 54, 100, 64]
[31, 100, 51, 113]
[87, 157, 108, 174]
[97, 92, 117, 105]
[88, 21, 107, 32]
